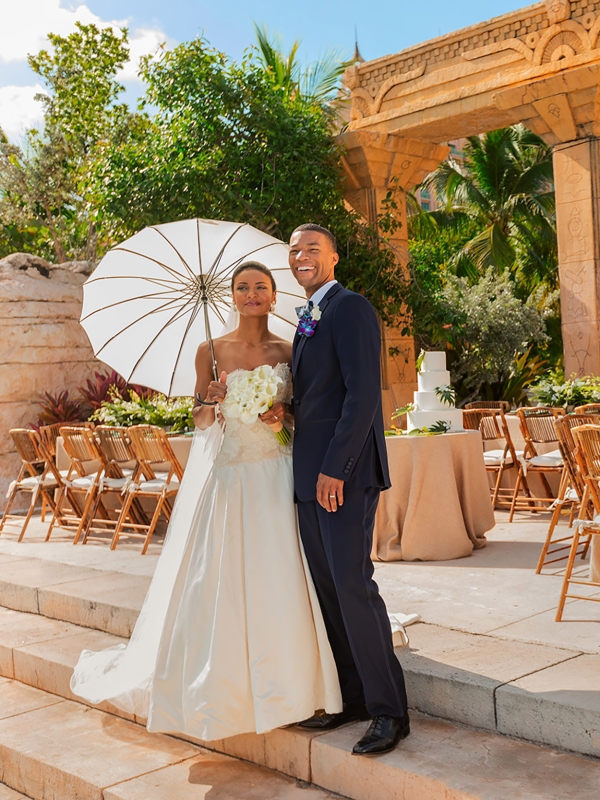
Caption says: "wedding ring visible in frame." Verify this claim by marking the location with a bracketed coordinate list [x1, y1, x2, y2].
[273, 415, 278, 421]
[329, 494, 336, 498]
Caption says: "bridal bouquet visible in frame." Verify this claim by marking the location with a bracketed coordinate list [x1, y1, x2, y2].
[221, 365, 291, 444]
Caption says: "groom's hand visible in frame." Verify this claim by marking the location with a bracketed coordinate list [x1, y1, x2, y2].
[317, 473, 344, 513]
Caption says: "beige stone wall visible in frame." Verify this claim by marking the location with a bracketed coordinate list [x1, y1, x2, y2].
[554, 137, 600, 375]
[0, 259, 105, 511]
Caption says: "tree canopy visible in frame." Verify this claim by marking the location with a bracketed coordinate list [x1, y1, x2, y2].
[0, 22, 129, 262]
[87, 36, 404, 323]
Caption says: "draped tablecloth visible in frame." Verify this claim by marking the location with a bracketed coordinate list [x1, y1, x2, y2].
[372, 430, 495, 562]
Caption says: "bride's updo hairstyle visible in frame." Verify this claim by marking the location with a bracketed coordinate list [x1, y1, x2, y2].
[231, 261, 277, 292]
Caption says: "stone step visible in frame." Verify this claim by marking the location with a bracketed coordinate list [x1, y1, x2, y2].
[0, 785, 29, 799]
[0, 554, 147, 638]
[0, 675, 599, 800]
[0, 555, 600, 762]
[0, 679, 341, 800]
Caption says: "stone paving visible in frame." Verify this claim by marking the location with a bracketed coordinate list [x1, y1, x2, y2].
[0, 509, 598, 798]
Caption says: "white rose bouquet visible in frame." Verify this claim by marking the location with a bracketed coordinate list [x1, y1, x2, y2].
[221, 365, 291, 444]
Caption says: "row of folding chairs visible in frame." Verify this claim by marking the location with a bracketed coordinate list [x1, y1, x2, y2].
[1, 423, 184, 554]
[464, 402, 600, 620]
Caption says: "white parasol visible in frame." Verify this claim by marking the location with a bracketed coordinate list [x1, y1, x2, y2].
[80, 219, 304, 396]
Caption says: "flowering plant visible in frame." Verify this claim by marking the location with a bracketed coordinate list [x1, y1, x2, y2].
[297, 305, 322, 337]
[91, 389, 194, 432]
[221, 365, 282, 424]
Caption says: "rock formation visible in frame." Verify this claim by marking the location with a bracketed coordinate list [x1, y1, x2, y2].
[0, 254, 105, 511]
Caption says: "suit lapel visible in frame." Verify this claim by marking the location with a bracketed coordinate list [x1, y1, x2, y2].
[292, 283, 343, 374]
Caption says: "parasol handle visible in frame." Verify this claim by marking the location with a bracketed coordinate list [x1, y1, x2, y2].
[202, 295, 219, 382]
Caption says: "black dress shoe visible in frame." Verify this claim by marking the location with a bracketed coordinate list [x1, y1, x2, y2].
[352, 714, 410, 756]
[297, 704, 370, 730]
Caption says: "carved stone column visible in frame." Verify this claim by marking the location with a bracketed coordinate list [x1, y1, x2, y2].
[554, 137, 600, 376]
[335, 130, 449, 423]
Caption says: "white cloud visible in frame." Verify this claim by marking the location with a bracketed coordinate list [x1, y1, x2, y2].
[0, 85, 46, 142]
[0, 1, 170, 82]
[0, 1, 104, 63]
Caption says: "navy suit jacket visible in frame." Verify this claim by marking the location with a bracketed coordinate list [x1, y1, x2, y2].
[291, 283, 391, 503]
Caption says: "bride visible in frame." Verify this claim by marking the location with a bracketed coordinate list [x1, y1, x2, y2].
[71, 261, 342, 741]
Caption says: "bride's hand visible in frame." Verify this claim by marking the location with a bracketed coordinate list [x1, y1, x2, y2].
[259, 401, 286, 426]
[205, 371, 228, 404]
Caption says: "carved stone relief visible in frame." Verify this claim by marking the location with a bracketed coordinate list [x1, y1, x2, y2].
[567, 329, 592, 376]
[545, 0, 572, 25]
[563, 264, 590, 322]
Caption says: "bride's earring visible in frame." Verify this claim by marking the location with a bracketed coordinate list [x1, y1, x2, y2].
[270, 302, 276, 313]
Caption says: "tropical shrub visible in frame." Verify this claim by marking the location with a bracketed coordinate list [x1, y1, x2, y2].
[79, 369, 152, 410]
[531, 373, 600, 409]
[34, 390, 85, 427]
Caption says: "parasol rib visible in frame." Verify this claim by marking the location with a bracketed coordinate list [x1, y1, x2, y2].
[150, 226, 198, 282]
[94, 296, 194, 358]
[118, 297, 211, 386]
[109, 247, 193, 284]
[81, 287, 194, 324]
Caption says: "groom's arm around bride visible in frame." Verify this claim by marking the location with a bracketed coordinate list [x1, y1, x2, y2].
[289, 223, 410, 756]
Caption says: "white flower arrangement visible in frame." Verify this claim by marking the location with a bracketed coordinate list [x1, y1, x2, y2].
[311, 306, 322, 321]
[221, 365, 282, 425]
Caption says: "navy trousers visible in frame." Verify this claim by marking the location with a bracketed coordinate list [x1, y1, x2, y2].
[297, 487, 408, 718]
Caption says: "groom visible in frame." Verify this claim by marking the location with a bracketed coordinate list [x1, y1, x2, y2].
[288, 223, 409, 756]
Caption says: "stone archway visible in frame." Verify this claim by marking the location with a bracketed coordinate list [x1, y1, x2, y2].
[338, 0, 600, 412]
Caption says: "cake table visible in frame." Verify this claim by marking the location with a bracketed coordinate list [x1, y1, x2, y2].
[372, 430, 495, 562]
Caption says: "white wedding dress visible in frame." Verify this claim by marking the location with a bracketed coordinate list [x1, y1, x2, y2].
[71, 363, 342, 741]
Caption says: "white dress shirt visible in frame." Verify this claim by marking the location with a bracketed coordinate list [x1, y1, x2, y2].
[309, 280, 338, 308]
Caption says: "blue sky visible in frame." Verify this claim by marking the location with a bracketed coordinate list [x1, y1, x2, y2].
[0, 0, 528, 141]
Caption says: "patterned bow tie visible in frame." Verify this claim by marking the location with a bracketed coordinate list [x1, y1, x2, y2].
[295, 300, 314, 319]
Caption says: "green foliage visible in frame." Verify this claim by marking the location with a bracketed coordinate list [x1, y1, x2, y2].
[390, 403, 415, 421]
[0, 23, 130, 262]
[79, 369, 152, 411]
[91, 389, 194, 431]
[427, 420, 452, 434]
[253, 24, 350, 118]
[29, 24, 129, 157]
[441, 271, 547, 401]
[402, 222, 482, 344]
[478, 347, 547, 407]
[435, 385, 456, 406]
[35, 390, 85, 426]
[531, 372, 600, 409]
[412, 126, 556, 294]
[385, 420, 451, 437]
[89, 37, 403, 323]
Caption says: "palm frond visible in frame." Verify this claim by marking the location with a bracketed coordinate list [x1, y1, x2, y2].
[461, 223, 515, 272]
[300, 48, 351, 105]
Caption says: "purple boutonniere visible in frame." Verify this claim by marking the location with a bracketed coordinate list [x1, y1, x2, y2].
[296, 304, 322, 337]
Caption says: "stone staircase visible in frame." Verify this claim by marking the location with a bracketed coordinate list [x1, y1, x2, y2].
[0, 552, 598, 798]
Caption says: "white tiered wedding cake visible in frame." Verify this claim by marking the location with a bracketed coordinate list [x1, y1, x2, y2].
[407, 351, 464, 432]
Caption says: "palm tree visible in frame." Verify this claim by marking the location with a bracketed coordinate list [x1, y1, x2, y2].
[253, 24, 350, 116]
[409, 126, 557, 292]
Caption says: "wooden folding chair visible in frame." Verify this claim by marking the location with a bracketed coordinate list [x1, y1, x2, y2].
[574, 403, 600, 415]
[465, 400, 511, 413]
[556, 424, 600, 621]
[81, 426, 148, 545]
[509, 407, 566, 522]
[38, 422, 94, 521]
[462, 408, 526, 509]
[0, 429, 62, 541]
[46, 426, 108, 544]
[536, 414, 600, 573]
[111, 425, 184, 554]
